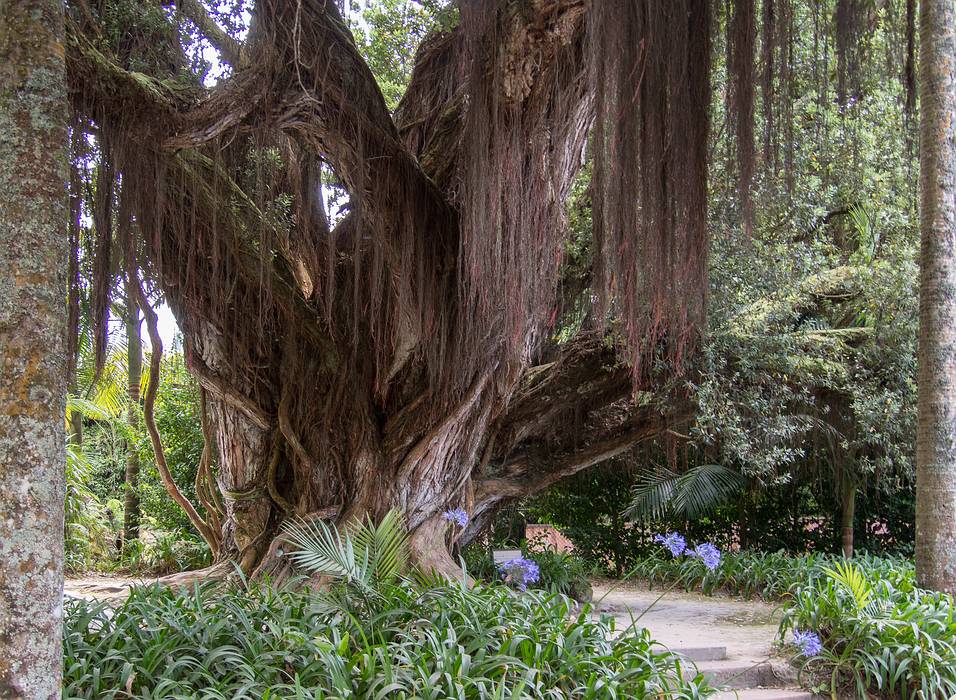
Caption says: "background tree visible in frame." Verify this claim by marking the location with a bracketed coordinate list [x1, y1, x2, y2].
[61, 0, 923, 579]
[917, 0, 956, 594]
[0, 0, 69, 695]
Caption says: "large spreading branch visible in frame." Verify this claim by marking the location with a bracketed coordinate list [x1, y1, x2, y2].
[463, 334, 690, 541]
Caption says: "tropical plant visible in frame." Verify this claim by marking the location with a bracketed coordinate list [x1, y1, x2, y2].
[281, 508, 411, 590]
[626, 464, 747, 522]
[782, 559, 956, 699]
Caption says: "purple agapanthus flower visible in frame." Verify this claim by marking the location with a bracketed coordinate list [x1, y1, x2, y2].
[686, 542, 721, 571]
[442, 507, 469, 527]
[793, 629, 823, 657]
[499, 557, 541, 591]
[654, 532, 688, 558]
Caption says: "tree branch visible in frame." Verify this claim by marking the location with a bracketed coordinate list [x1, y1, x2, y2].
[178, 0, 243, 67]
[133, 278, 220, 552]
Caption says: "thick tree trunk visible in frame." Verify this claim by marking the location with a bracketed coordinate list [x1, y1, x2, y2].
[190, 330, 675, 577]
[0, 1, 69, 696]
[124, 285, 142, 541]
[917, 0, 956, 594]
[65, 0, 681, 578]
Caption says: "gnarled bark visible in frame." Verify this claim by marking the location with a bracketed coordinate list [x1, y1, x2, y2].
[64, 0, 695, 578]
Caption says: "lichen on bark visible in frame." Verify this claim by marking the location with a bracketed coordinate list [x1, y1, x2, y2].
[0, 1, 69, 697]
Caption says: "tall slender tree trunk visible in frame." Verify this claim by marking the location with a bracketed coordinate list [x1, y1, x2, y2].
[840, 479, 855, 558]
[0, 1, 69, 696]
[124, 286, 142, 541]
[917, 0, 956, 594]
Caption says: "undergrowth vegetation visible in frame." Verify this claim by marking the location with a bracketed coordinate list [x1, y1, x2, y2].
[63, 580, 711, 699]
[783, 561, 956, 699]
[627, 547, 956, 699]
[462, 542, 594, 601]
[64, 512, 712, 698]
[627, 549, 911, 599]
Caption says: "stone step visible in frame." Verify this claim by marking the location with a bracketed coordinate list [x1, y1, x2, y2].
[707, 689, 816, 700]
[673, 646, 728, 662]
[690, 660, 779, 689]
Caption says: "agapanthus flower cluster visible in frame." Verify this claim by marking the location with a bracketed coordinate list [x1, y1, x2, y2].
[653, 532, 721, 571]
[792, 629, 823, 657]
[654, 532, 687, 558]
[685, 542, 721, 571]
[498, 557, 540, 591]
[442, 507, 469, 527]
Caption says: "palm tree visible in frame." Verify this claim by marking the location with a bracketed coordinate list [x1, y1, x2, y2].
[916, 0, 956, 594]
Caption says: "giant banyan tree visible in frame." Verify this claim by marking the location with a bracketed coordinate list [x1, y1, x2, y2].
[66, 0, 911, 577]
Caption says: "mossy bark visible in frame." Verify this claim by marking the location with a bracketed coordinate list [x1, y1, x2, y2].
[917, 0, 956, 594]
[0, 0, 69, 696]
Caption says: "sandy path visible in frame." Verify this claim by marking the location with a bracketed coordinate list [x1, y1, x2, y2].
[591, 580, 784, 658]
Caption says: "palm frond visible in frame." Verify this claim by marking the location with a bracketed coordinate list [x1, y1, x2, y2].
[349, 509, 410, 584]
[282, 516, 369, 587]
[625, 464, 746, 522]
[281, 509, 411, 590]
[824, 560, 873, 610]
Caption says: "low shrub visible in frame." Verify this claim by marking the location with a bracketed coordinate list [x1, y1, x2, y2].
[628, 542, 953, 699]
[64, 580, 712, 699]
[112, 527, 211, 576]
[781, 561, 956, 699]
[462, 542, 594, 601]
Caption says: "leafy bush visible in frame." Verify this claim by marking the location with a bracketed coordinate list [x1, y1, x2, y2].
[461, 542, 594, 601]
[65, 447, 114, 573]
[64, 580, 712, 699]
[624, 548, 912, 600]
[781, 561, 956, 699]
[626, 547, 953, 699]
[115, 528, 211, 576]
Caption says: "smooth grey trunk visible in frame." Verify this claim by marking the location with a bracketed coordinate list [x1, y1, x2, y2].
[917, 0, 956, 594]
[0, 0, 69, 696]
[124, 287, 142, 541]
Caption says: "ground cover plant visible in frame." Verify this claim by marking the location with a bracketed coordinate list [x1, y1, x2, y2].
[63, 580, 711, 699]
[626, 548, 912, 600]
[462, 542, 594, 602]
[63, 512, 712, 698]
[782, 561, 956, 699]
[630, 539, 956, 699]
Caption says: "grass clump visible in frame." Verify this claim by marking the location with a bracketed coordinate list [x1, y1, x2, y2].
[65, 511, 711, 698]
[627, 545, 954, 698]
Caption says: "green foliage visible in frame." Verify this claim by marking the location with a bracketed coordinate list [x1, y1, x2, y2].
[134, 349, 207, 535]
[115, 530, 211, 576]
[462, 542, 594, 602]
[65, 443, 117, 573]
[348, 0, 451, 110]
[524, 465, 742, 578]
[782, 561, 956, 699]
[622, 549, 911, 601]
[79, 346, 208, 539]
[282, 509, 411, 591]
[626, 464, 747, 522]
[64, 579, 712, 699]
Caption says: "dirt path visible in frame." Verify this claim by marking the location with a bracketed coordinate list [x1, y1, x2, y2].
[591, 581, 815, 699]
[65, 575, 149, 602]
